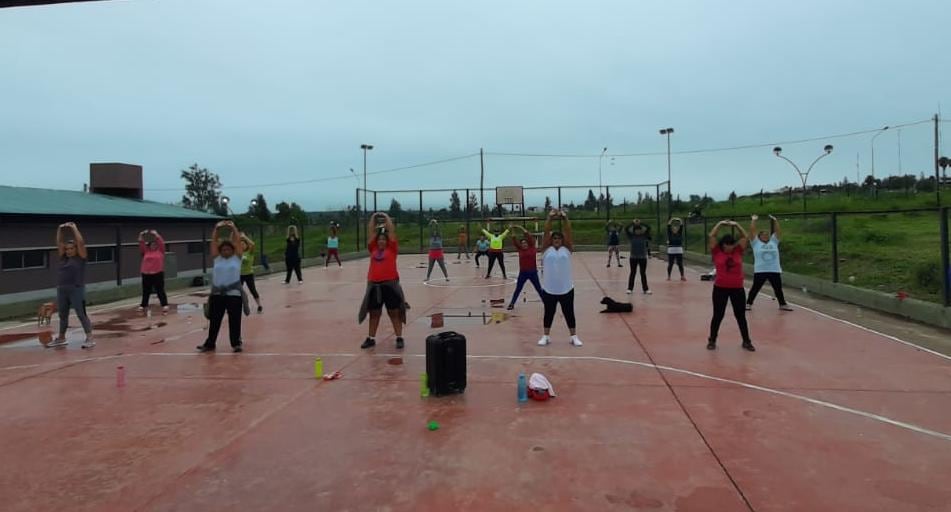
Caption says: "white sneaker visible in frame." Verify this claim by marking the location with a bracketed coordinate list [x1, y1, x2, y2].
[81, 338, 96, 349]
[537, 335, 551, 346]
[46, 338, 68, 348]
[570, 335, 583, 347]
[298, 281, 304, 286]
[625, 289, 633, 295]
[644, 290, 652, 295]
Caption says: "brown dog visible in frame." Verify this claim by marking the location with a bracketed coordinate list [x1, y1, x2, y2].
[37, 302, 56, 327]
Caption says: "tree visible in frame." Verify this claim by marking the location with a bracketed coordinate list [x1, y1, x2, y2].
[275, 201, 291, 222]
[181, 163, 226, 215]
[467, 193, 478, 214]
[636, 191, 643, 205]
[388, 198, 403, 217]
[544, 196, 552, 211]
[275, 201, 306, 224]
[584, 189, 597, 211]
[248, 193, 272, 221]
[449, 191, 461, 218]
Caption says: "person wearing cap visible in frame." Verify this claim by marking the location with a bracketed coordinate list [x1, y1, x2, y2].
[707, 220, 755, 352]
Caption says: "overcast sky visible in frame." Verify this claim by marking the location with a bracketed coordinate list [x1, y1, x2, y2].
[1, 0, 949, 210]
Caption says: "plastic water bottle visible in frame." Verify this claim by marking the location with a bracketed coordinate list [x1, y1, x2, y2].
[517, 373, 528, 403]
[420, 373, 430, 397]
[314, 357, 323, 379]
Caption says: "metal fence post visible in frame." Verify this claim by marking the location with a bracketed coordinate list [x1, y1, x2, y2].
[557, 187, 562, 210]
[655, 184, 661, 235]
[259, 224, 265, 259]
[831, 212, 839, 283]
[940, 207, 950, 307]
[465, 188, 471, 246]
[300, 223, 305, 259]
[419, 190, 424, 253]
[374, 191, 378, 213]
[355, 188, 361, 252]
[606, 186, 611, 222]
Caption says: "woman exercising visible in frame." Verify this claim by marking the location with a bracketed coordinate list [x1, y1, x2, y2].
[425, 220, 449, 282]
[707, 220, 755, 352]
[239, 232, 263, 314]
[481, 223, 510, 279]
[474, 234, 490, 268]
[605, 220, 623, 268]
[456, 226, 471, 260]
[138, 229, 169, 314]
[538, 210, 582, 347]
[326, 223, 342, 267]
[666, 217, 686, 281]
[47, 223, 94, 349]
[507, 225, 542, 310]
[747, 215, 793, 311]
[198, 220, 246, 353]
[358, 213, 407, 350]
[625, 219, 652, 295]
[284, 226, 303, 284]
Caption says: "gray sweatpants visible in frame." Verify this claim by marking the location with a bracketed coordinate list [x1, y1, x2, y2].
[57, 286, 93, 337]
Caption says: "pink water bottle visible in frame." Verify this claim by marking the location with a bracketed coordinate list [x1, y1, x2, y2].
[116, 366, 126, 388]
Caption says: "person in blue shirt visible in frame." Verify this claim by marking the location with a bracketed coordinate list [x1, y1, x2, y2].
[746, 214, 793, 311]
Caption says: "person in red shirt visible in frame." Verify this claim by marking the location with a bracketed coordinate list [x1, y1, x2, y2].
[358, 212, 407, 350]
[507, 225, 543, 310]
[707, 220, 754, 352]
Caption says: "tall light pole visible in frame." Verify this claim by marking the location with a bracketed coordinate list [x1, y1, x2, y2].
[773, 144, 834, 212]
[360, 144, 373, 219]
[870, 125, 888, 178]
[659, 128, 674, 216]
[598, 147, 608, 213]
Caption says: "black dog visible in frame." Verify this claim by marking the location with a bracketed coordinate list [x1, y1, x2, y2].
[600, 296, 633, 313]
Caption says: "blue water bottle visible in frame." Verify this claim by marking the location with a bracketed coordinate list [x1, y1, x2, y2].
[517, 373, 528, 403]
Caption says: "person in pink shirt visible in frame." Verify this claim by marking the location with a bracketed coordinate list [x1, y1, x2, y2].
[139, 229, 169, 314]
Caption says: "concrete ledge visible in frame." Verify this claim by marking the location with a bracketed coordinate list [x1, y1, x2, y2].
[681, 250, 951, 330]
[0, 252, 367, 321]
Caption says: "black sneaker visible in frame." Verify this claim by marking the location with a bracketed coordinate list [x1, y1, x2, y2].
[233, 344, 243, 353]
[196, 344, 215, 353]
[742, 341, 756, 352]
[395, 337, 405, 350]
[706, 339, 716, 350]
[257, 306, 263, 314]
[506, 304, 514, 310]
[360, 338, 376, 349]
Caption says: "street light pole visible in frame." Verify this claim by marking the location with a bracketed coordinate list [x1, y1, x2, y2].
[659, 128, 674, 217]
[773, 145, 834, 212]
[360, 144, 374, 220]
[870, 125, 888, 179]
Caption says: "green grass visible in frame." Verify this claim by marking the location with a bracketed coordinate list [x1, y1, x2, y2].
[231, 189, 949, 304]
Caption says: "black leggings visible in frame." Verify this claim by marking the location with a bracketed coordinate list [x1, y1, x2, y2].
[747, 272, 787, 306]
[285, 259, 302, 283]
[542, 289, 576, 330]
[667, 254, 684, 277]
[627, 258, 649, 291]
[206, 295, 243, 348]
[710, 286, 751, 343]
[141, 272, 168, 308]
[241, 274, 260, 300]
[486, 252, 507, 278]
[475, 251, 488, 266]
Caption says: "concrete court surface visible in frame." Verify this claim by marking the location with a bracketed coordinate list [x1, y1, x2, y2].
[0, 252, 949, 512]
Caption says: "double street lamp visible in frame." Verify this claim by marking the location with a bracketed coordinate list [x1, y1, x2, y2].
[360, 144, 374, 219]
[773, 145, 834, 212]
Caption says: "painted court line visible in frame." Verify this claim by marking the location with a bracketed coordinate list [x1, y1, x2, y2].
[20, 350, 946, 443]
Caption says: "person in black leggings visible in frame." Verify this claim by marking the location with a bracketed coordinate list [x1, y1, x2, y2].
[284, 225, 303, 285]
[625, 219, 652, 295]
[707, 220, 755, 352]
[746, 214, 793, 311]
[666, 217, 685, 281]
